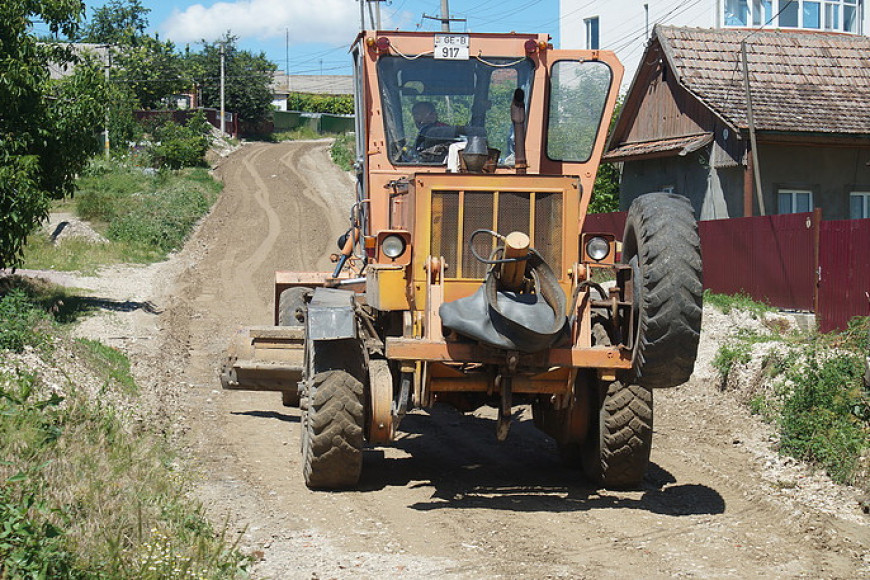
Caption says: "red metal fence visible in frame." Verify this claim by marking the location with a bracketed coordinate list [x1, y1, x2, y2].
[818, 219, 870, 332]
[699, 213, 817, 312]
[582, 210, 870, 332]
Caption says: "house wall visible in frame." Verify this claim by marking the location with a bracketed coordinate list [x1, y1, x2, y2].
[619, 143, 870, 221]
[619, 151, 712, 216]
[757, 143, 870, 220]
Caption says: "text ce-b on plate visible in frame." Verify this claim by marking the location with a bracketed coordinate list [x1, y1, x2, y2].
[434, 34, 469, 60]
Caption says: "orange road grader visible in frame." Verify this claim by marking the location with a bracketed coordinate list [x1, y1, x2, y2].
[221, 30, 703, 489]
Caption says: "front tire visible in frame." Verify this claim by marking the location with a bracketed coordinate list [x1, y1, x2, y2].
[302, 370, 365, 489]
[581, 378, 653, 489]
[623, 192, 703, 389]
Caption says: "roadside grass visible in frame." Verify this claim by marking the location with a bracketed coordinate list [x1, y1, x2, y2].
[329, 133, 355, 172]
[272, 127, 324, 141]
[22, 161, 222, 272]
[708, 292, 870, 489]
[703, 289, 777, 318]
[0, 280, 249, 579]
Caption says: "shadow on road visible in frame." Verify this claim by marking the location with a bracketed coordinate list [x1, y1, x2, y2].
[358, 405, 726, 517]
[231, 409, 299, 423]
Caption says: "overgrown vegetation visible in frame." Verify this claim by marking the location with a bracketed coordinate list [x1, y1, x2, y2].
[23, 160, 222, 271]
[330, 133, 355, 172]
[709, 293, 870, 488]
[0, 282, 249, 578]
[148, 111, 213, 170]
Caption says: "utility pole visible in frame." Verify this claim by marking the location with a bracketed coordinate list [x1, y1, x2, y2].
[741, 40, 765, 216]
[102, 46, 111, 159]
[423, 0, 465, 32]
[220, 41, 226, 137]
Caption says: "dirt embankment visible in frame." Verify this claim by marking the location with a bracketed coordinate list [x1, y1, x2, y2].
[44, 140, 870, 579]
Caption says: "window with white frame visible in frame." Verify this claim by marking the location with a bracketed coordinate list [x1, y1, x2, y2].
[851, 191, 870, 219]
[778, 189, 813, 214]
[724, 0, 861, 33]
[585, 17, 599, 50]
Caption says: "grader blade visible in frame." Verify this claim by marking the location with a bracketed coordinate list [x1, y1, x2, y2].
[220, 326, 304, 393]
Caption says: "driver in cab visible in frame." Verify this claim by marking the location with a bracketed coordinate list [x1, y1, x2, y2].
[412, 101, 450, 153]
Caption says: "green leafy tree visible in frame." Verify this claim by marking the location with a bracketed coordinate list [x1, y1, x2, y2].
[185, 35, 276, 123]
[0, 1, 107, 269]
[589, 95, 625, 214]
[76, 0, 186, 110]
[114, 36, 186, 109]
[75, 0, 150, 45]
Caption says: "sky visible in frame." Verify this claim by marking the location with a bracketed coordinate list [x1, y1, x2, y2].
[62, 0, 563, 77]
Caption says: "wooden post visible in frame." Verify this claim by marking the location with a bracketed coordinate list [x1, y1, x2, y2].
[501, 231, 530, 291]
[743, 146, 754, 217]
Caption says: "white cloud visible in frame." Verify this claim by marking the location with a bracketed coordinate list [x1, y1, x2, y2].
[160, 0, 362, 45]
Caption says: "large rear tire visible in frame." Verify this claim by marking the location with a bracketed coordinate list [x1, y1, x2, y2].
[623, 192, 703, 389]
[581, 378, 653, 489]
[302, 369, 365, 489]
[278, 287, 309, 406]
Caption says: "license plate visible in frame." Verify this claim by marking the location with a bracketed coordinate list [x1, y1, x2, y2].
[434, 34, 469, 60]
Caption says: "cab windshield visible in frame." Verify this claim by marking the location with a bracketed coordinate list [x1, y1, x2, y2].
[377, 56, 535, 166]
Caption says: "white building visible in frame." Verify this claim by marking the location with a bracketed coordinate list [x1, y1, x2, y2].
[560, 0, 868, 89]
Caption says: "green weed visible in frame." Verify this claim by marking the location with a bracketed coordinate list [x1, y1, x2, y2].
[330, 133, 356, 172]
[712, 341, 752, 380]
[0, 289, 50, 352]
[0, 351, 248, 578]
[703, 289, 776, 319]
[779, 348, 869, 484]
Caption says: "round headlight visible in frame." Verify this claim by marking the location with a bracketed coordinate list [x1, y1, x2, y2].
[381, 235, 406, 259]
[585, 236, 610, 261]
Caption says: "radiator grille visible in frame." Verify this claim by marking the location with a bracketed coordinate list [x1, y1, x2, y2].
[431, 190, 563, 279]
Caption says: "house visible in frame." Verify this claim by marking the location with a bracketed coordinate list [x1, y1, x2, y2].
[603, 25, 870, 220]
[560, 0, 869, 86]
[270, 72, 353, 110]
[46, 43, 109, 80]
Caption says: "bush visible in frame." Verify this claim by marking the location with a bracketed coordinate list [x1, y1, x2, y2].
[779, 349, 869, 484]
[287, 93, 353, 114]
[330, 133, 355, 172]
[148, 111, 212, 170]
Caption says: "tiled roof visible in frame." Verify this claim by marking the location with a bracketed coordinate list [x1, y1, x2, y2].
[604, 133, 713, 161]
[656, 25, 870, 135]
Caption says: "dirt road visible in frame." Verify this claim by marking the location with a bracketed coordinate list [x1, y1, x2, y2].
[98, 141, 870, 578]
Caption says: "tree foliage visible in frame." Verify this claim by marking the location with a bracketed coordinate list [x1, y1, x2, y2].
[185, 35, 276, 124]
[75, 0, 186, 111]
[0, 1, 107, 269]
[75, 0, 150, 45]
[286, 93, 353, 115]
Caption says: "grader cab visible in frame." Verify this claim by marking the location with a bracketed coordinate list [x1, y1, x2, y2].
[221, 30, 703, 489]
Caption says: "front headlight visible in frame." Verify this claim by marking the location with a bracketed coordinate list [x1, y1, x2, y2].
[381, 234, 407, 259]
[585, 236, 610, 262]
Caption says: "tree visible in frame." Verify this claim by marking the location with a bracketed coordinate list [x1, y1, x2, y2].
[185, 35, 276, 124]
[76, 0, 186, 110]
[589, 95, 625, 214]
[75, 0, 150, 45]
[0, 1, 107, 268]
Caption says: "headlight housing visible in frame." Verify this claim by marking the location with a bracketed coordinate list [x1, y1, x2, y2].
[381, 234, 407, 259]
[585, 236, 610, 262]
